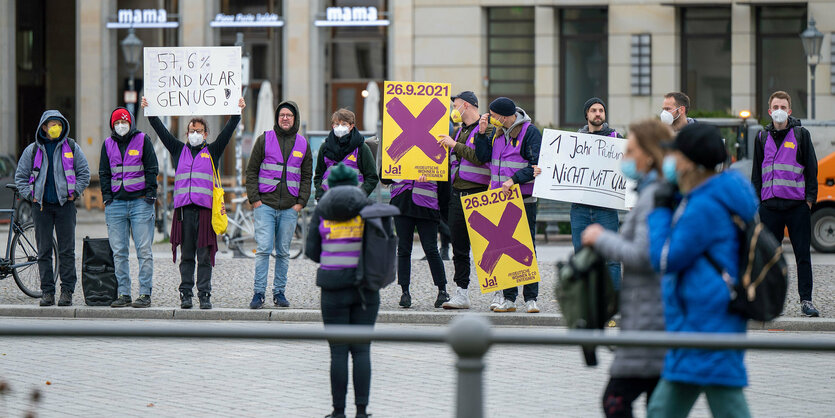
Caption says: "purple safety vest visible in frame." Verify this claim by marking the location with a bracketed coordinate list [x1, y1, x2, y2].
[259, 131, 308, 196]
[490, 122, 534, 196]
[450, 126, 490, 185]
[322, 147, 364, 191]
[318, 216, 364, 270]
[390, 180, 439, 210]
[173, 146, 214, 209]
[29, 141, 76, 198]
[105, 133, 146, 193]
[761, 129, 805, 201]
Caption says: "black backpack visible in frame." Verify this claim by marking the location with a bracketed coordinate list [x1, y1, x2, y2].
[81, 236, 118, 306]
[705, 216, 788, 322]
[354, 203, 400, 292]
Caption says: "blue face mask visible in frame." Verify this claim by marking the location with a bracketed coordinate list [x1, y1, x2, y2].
[663, 156, 677, 185]
[620, 159, 641, 181]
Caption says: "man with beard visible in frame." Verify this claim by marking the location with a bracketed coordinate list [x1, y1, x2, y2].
[570, 98, 623, 290]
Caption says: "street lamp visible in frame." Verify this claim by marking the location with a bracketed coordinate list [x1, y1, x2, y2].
[120, 28, 143, 116]
[800, 17, 824, 119]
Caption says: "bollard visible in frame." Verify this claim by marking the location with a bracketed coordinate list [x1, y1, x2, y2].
[447, 314, 492, 418]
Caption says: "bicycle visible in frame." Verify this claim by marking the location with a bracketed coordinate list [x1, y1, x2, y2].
[222, 195, 310, 260]
[0, 184, 58, 298]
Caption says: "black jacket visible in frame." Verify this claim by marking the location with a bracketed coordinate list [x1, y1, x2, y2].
[99, 116, 159, 203]
[148, 115, 241, 170]
[380, 177, 450, 222]
[313, 128, 379, 200]
[306, 185, 373, 290]
[751, 116, 818, 210]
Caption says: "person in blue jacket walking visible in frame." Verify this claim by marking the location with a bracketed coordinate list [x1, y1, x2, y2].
[646, 124, 757, 417]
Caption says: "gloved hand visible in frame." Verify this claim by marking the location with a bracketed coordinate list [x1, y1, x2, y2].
[654, 182, 678, 209]
[144, 196, 156, 205]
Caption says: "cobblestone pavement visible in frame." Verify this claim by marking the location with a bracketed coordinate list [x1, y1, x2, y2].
[0, 319, 833, 417]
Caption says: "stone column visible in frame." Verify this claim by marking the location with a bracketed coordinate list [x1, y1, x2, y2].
[809, 0, 835, 119]
[284, 0, 313, 127]
[731, 3, 756, 117]
[534, 6, 557, 127]
[390, 0, 414, 83]
[0, 0, 15, 156]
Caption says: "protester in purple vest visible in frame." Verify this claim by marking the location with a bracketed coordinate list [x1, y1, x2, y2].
[380, 172, 450, 309]
[15, 110, 91, 307]
[751, 90, 820, 317]
[474, 97, 542, 314]
[313, 109, 379, 200]
[245, 100, 313, 309]
[99, 107, 159, 308]
[142, 96, 245, 309]
[570, 97, 623, 291]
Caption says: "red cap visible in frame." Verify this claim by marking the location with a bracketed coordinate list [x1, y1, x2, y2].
[111, 109, 131, 129]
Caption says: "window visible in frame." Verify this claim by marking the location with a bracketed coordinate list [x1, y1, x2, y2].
[560, 8, 607, 127]
[487, 7, 535, 118]
[631, 34, 651, 96]
[682, 8, 731, 114]
[757, 6, 807, 118]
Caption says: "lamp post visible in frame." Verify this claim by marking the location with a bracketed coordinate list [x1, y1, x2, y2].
[800, 17, 824, 120]
[120, 28, 143, 117]
[234, 32, 249, 190]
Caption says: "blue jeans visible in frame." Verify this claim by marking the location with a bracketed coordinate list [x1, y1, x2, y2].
[570, 203, 622, 290]
[253, 205, 299, 295]
[105, 198, 155, 296]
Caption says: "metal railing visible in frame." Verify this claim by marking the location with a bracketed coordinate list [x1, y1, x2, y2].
[2, 315, 835, 418]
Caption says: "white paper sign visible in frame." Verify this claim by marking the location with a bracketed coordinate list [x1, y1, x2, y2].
[143, 46, 242, 116]
[533, 129, 636, 210]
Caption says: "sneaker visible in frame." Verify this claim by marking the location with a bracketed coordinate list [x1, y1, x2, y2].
[525, 300, 540, 313]
[801, 300, 820, 317]
[399, 292, 412, 308]
[489, 292, 504, 311]
[39, 293, 55, 307]
[57, 291, 73, 307]
[180, 292, 193, 309]
[131, 294, 151, 308]
[493, 299, 516, 313]
[273, 291, 290, 308]
[250, 293, 265, 309]
[324, 414, 346, 418]
[442, 287, 470, 309]
[111, 294, 132, 308]
[199, 293, 212, 310]
[434, 290, 450, 308]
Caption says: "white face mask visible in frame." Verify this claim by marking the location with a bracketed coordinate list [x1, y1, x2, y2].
[114, 123, 130, 136]
[188, 132, 204, 147]
[659, 108, 680, 126]
[771, 109, 788, 124]
[333, 125, 350, 138]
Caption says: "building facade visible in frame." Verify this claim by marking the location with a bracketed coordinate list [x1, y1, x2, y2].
[1, 0, 833, 175]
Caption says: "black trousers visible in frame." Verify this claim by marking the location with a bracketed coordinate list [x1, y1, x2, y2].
[602, 377, 659, 418]
[394, 216, 447, 289]
[321, 287, 380, 409]
[760, 204, 813, 301]
[178, 206, 212, 296]
[33, 202, 77, 294]
[503, 201, 538, 302]
[449, 187, 487, 289]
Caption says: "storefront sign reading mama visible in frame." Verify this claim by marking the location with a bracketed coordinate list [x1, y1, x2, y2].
[314, 6, 389, 27]
[107, 9, 178, 29]
[210, 13, 284, 27]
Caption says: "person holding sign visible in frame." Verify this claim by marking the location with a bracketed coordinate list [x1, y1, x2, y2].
[142, 96, 245, 309]
[245, 101, 313, 309]
[437, 91, 493, 309]
[570, 98, 624, 290]
[380, 174, 450, 309]
[475, 97, 542, 313]
[99, 108, 159, 308]
[313, 109, 379, 201]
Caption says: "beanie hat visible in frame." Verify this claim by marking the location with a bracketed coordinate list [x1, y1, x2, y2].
[111, 108, 131, 129]
[489, 97, 516, 117]
[327, 162, 359, 188]
[583, 98, 606, 120]
[673, 123, 727, 168]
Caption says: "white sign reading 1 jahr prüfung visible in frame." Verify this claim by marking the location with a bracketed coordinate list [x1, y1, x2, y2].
[533, 129, 635, 210]
[143, 46, 242, 116]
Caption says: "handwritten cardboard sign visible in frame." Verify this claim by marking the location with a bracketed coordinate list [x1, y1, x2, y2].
[462, 185, 540, 293]
[143, 46, 242, 116]
[381, 81, 450, 181]
[533, 129, 635, 210]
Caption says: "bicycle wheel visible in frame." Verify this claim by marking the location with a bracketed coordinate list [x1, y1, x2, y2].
[11, 222, 57, 298]
[288, 220, 304, 259]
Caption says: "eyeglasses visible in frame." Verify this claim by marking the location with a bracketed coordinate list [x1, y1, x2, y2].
[278, 114, 294, 120]
[187, 129, 205, 134]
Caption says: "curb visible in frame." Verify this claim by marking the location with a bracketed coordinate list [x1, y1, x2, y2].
[1, 305, 834, 331]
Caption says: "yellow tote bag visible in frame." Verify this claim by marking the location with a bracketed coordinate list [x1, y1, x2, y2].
[209, 157, 228, 235]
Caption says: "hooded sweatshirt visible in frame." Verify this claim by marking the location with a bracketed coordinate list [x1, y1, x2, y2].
[15, 110, 90, 207]
[245, 101, 313, 210]
[751, 116, 817, 210]
[99, 108, 159, 203]
[313, 127, 379, 200]
[474, 107, 542, 190]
